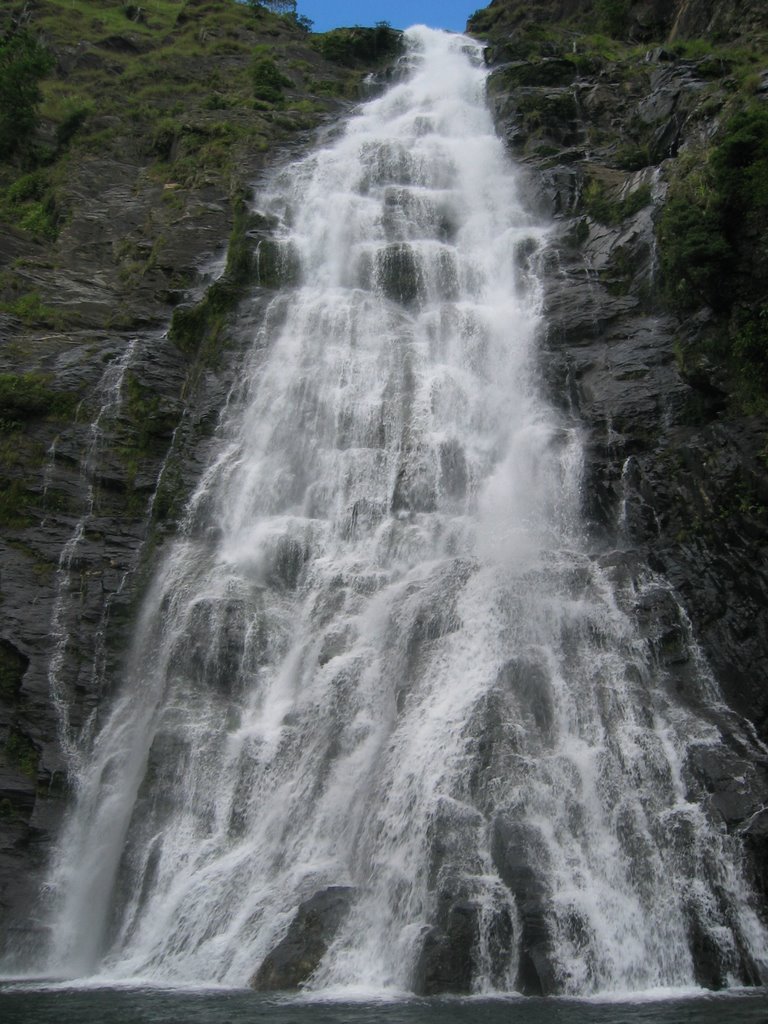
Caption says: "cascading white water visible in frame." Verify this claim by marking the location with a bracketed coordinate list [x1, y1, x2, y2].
[40, 27, 767, 995]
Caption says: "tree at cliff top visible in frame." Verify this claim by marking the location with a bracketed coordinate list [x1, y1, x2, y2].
[252, 0, 297, 11]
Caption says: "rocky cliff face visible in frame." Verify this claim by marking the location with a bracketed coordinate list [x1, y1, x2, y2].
[471, 0, 768, 960]
[472, 0, 768, 44]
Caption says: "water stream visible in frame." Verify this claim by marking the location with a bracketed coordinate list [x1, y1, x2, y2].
[35, 28, 767, 997]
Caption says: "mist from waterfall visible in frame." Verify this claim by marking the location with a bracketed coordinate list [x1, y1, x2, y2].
[37, 27, 767, 996]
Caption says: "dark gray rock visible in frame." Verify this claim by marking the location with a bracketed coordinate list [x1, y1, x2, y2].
[250, 886, 355, 991]
[413, 903, 477, 995]
[412, 864, 515, 996]
[491, 817, 558, 995]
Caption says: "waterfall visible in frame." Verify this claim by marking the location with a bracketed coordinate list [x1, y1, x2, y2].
[40, 28, 767, 995]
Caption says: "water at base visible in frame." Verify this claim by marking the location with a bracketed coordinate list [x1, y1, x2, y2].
[28, 26, 768, 996]
[0, 985, 767, 1024]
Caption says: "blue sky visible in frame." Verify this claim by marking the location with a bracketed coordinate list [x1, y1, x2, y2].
[297, 1, 476, 32]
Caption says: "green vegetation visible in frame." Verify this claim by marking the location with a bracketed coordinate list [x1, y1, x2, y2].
[0, 0, 383, 206]
[4, 729, 39, 778]
[500, 90, 579, 148]
[169, 195, 256, 360]
[0, 0, 399, 192]
[0, 480, 32, 528]
[150, 456, 186, 525]
[249, 0, 297, 13]
[466, 6, 503, 36]
[659, 105, 768, 407]
[583, 181, 652, 225]
[0, 640, 27, 701]
[252, 47, 292, 104]
[0, 372, 78, 420]
[595, 0, 630, 39]
[712, 107, 768, 213]
[613, 144, 651, 172]
[123, 371, 178, 451]
[0, 30, 54, 159]
[489, 58, 576, 89]
[0, 288, 62, 324]
[472, 0, 768, 414]
[658, 196, 730, 309]
[0, 0, 404, 560]
[314, 24, 402, 67]
[0, 0, 397, 362]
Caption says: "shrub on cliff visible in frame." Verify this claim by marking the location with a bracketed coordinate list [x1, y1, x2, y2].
[595, 0, 630, 38]
[0, 373, 76, 419]
[659, 104, 768, 404]
[0, 30, 53, 159]
[660, 106, 768, 306]
[252, 48, 292, 103]
[658, 198, 732, 310]
[711, 107, 768, 216]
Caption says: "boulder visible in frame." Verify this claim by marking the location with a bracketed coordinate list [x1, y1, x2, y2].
[251, 886, 355, 991]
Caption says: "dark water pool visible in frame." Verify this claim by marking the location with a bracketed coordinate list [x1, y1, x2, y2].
[1, 986, 767, 1024]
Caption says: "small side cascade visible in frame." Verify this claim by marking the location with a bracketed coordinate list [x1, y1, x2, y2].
[616, 454, 640, 539]
[46, 340, 138, 768]
[40, 437, 59, 525]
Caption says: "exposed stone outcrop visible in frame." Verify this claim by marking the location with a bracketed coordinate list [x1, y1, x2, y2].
[250, 887, 355, 990]
[490, 818, 556, 996]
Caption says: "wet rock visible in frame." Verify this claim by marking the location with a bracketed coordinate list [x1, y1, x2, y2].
[411, 888, 514, 991]
[498, 658, 555, 740]
[537, 165, 581, 217]
[438, 439, 468, 499]
[97, 34, 149, 54]
[175, 597, 249, 695]
[391, 446, 437, 513]
[267, 536, 310, 591]
[0, 640, 29, 703]
[411, 790, 517, 995]
[686, 745, 768, 829]
[254, 238, 300, 289]
[686, 911, 729, 990]
[251, 886, 355, 991]
[375, 243, 424, 305]
[742, 808, 768, 907]
[645, 47, 675, 63]
[634, 586, 689, 665]
[413, 903, 477, 995]
[491, 817, 558, 995]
